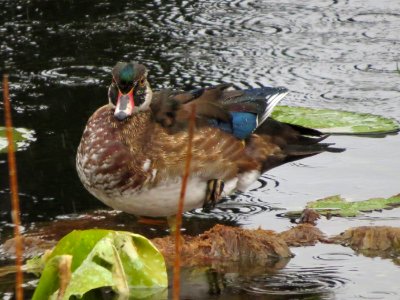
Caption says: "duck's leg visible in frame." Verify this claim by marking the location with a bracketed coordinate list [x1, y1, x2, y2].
[203, 179, 225, 212]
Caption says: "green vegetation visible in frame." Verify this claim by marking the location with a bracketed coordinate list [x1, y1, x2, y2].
[31, 229, 167, 300]
[272, 106, 399, 134]
[306, 194, 400, 217]
[283, 194, 400, 218]
[0, 127, 36, 153]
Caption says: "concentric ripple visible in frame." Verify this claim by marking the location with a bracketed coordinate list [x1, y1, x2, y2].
[185, 174, 280, 222]
[38, 65, 111, 86]
[354, 63, 400, 74]
[185, 198, 272, 223]
[356, 291, 399, 299]
[231, 266, 348, 296]
[313, 252, 355, 262]
[249, 175, 280, 192]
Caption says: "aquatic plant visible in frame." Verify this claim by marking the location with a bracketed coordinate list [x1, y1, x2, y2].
[31, 230, 167, 300]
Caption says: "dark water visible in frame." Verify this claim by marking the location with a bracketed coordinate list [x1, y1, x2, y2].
[1, 0, 400, 299]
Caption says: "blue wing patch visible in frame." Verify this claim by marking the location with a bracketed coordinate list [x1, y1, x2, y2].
[208, 112, 257, 140]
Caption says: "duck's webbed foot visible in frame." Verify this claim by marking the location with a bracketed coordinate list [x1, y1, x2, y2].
[203, 179, 225, 212]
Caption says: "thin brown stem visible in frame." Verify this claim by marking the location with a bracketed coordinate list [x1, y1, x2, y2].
[172, 104, 196, 300]
[3, 74, 24, 300]
[57, 255, 72, 300]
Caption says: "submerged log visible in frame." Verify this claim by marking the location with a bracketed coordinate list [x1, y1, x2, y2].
[279, 223, 327, 247]
[152, 224, 293, 267]
[331, 226, 400, 256]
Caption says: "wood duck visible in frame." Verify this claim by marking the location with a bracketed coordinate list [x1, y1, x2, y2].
[76, 62, 343, 218]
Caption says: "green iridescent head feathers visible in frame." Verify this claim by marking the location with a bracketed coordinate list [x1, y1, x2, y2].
[112, 62, 147, 85]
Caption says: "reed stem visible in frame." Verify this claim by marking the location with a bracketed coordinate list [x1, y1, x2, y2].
[3, 74, 24, 300]
[172, 105, 196, 300]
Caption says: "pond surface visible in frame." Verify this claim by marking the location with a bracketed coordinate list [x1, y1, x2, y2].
[1, 0, 400, 299]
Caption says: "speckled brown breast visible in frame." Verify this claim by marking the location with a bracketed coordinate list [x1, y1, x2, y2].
[76, 105, 265, 201]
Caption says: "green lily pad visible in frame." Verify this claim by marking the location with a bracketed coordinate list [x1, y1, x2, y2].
[282, 194, 400, 218]
[31, 229, 167, 300]
[272, 106, 399, 134]
[307, 194, 400, 217]
[0, 127, 36, 153]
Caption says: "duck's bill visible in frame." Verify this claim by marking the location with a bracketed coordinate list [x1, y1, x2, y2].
[114, 89, 134, 121]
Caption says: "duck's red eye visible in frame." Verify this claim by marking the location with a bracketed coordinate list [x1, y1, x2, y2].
[139, 78, 146, 86]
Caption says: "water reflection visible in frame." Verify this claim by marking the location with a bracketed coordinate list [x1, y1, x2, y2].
[179, 262, 342, 299]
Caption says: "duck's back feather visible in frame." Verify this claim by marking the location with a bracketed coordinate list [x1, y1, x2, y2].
[151, 85, 288, 139]
[208, 86, 288, 139]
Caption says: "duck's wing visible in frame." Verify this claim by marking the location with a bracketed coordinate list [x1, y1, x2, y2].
[151, 84, 288, 139]
[220, 86, 288, 125]
[171, 84, 288, 126]
[150, 85, 232, 126]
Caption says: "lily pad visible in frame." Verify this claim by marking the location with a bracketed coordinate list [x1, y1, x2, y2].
[31, 229, 167, 300]
[272, 106, 399, 134]
[281, 194, 400, 218]
[0, 127, 36, 153]
[306, 194, 400, 217]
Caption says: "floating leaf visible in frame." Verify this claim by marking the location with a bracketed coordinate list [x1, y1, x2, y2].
[306, 194, 400, 217]
[0, 127, 36, 153]
[31, 229, 167, 300]
[272, 106, 399, 134]
[281, 194, 400, 218]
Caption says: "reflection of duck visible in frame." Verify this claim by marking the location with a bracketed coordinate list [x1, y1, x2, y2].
[76, 62, 343, 217]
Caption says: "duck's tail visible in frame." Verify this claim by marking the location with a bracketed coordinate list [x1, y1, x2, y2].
[250, 118, 345, 172]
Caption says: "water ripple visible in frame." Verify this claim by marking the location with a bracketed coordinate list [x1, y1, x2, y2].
[185, 199, 272, 223]
[313, 252, 354, 261]
[231, 266, 348, 296]
[38, 65, 111, 86]
[249, 175, 280, 192]
[356, 291, 399, 299]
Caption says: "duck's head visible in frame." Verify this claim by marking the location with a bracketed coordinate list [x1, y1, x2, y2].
[108, 62, 153, 121]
